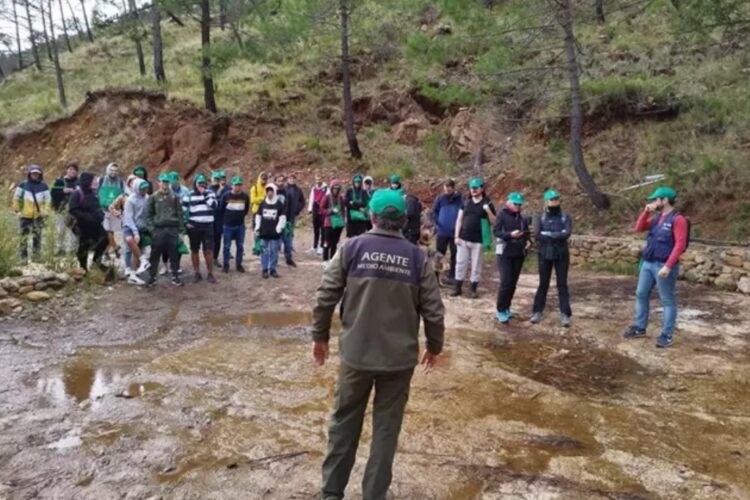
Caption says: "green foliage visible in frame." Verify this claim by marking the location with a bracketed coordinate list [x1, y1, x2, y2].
[419, 82, 483, 107]
[423, 130, 456, 174]
[570, 77, 680, 119]
[0, 194, 22, 277]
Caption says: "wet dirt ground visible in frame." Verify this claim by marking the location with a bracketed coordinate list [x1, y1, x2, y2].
[1, 230, 749, 499]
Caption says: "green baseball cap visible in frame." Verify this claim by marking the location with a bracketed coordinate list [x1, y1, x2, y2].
[133, 166, 147, 175]
[647, 186, 676, 201]
[211, 170, 223, 180]
[195, 174, 207, 184]
[369, 189, 406, 217]
[353, 174, 363, 182]
[168, 171, 180, 183]
[137, 179, 149, 190]
[390, 175, 401, 184]
[158, 173, 170, 182]
[231, 176, 243, 186]
[468, 178, 484, 189]
[544, 189, 560, 201]
[508, 192, 525, 205]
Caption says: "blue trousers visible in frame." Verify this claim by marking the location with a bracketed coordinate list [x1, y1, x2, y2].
[634, 260, 679, 337]
[223, 224, 245, 266]
[261, 239, 281, 271]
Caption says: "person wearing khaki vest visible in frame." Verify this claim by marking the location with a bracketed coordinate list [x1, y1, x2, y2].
[312, 189, 445, 500]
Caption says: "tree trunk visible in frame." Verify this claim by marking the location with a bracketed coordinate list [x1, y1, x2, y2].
[65, 0, 84, 39]
[152, 2, 166, 81]
[80, 0, 93, 42]
[229, 22, 243, 48]
[58, 0, 73, 52]
[13, 0, 24, 69]
[200, 0, 217, 112]
[40, 0, 53, 62]
[47, 0, 67, 108]
[219, 0, 226, 30]
[339, 0, 362, 159]
[128, 0, 145, 76]
[24, 0, 41, 69]
[595, 0, 605, 23]
[559, 0, 609, 210]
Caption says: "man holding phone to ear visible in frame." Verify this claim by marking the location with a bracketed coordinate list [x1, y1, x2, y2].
[624, 186, 689, 348]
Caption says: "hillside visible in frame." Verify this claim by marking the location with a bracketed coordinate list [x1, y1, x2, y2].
[1, 0, 749, 240]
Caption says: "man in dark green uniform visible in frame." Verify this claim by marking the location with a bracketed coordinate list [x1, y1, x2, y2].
[312, 189, 445, 500]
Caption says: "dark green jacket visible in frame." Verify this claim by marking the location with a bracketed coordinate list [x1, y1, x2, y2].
[312, 228, 445, 371]
[146, 190, 184, 233]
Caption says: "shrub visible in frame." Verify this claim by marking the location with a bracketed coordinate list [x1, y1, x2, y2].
[0, 204, 22, 277]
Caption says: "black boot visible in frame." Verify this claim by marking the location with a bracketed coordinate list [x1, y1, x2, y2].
[450, 280, 463, 297]
[470, 282, 479, 299]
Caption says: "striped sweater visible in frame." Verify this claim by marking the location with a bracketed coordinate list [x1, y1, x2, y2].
[221, 191, 250, 226]
[183, 189, 217, 225]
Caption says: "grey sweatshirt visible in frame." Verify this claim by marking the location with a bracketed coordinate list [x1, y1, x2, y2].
[123, 192, 149, 236]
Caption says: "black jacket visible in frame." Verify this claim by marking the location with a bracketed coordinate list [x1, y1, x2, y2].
[68, 173, 105, 234]
[534, 208, 572, 260]
[404, 194, 423, 237]
[493, 205, 530, 258]
[51, 176, 79, 212]
[280, 184, 306, 221]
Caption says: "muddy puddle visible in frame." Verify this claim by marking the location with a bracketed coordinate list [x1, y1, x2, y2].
[7, 304, 750, 499]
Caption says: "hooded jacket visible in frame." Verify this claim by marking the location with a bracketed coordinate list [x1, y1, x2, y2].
[13, 165, 51, 220]
[320, 180, 345, 229]
[312, 228, 445, 371]
[183, 179, 218, 225]
[493, 203, 530, 258]
[250, 173, 267, 214]
[123, 187, 149, 236]
[308, 183, 328, 213]
[68, 172, 104, 234]
[98, 163, 124, 209]
[254, 183, 288, 240]
[344, 177, 370, 222]
[146, 187, 184, 234]
[281, 182, 306, 221]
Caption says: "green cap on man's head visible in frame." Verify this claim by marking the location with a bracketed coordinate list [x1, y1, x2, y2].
[369, 189, 406, 217]
[353, 174, 363, 183]
[158, 173, 170, 182]
[390, 174, 401, 184]
[195, 174, 207, 184]
[468, 178, 484, 189]
[137, 179, 149, 190]
[231, 176, 243, 186]
[133, 166, 147, 176]
[168, 171, 180, 183]
[544, 189, 560, 201]
[508, 192, 525, 205]
[647, 186, 676, 201]
[211, 170, 224, 180]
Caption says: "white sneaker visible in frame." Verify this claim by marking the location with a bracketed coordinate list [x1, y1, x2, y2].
[322, 261, 328, 269]
[136, 260, 151, 275]
[127, 274, 146, 286]
[316, 247, 323, 256]
[159, 265, 168, 276]
[306, 247, 316, 254]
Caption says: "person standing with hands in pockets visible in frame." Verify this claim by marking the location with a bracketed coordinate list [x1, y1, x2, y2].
[311, 189, 445, 500]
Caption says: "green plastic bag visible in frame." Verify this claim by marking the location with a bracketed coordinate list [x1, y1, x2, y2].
[253, 237, 262, 256]
[349, 208, 368, 222]
[177, 237, 189, 255]
[284, 221, 294, 237]
[481, 218, 493, 251]
[330, 211, 345, 230]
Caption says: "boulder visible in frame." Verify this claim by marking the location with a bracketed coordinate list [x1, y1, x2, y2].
[392, 118, 428, 145]
[722, 253, 744, 268]
[56, 273, 71, 284]
[18, 285, 34, 295]
[48, 281, 65, 290]
[41, 271, 58, 282]
[26, 291, 52, 302]
[714, 273, 737, 291]
[0, 287, 7, 299]
[34, 282, 49, 291]
[17, 277, 36, 287]
[738, 277, 750, 295]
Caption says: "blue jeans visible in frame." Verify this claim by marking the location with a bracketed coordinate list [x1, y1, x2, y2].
[634, 260, 679, 337]
[261, 239, 281, 271]
[223, 224, 245, 266]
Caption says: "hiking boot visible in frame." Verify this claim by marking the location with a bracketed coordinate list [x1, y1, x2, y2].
[656, 334, 673, 348]
[623, 326, 647, 338]
[262, 270, 270, 279]
[469, 282, 479, 299]
[171, 276, 184, 287]
[286, 258, 297, 268]
[270, 269, 280, 278]
[222, 263, 229, 273]
[192, 273, 202, 284]
[496, 310, 511, 324]
[450, 280, 463, 297]
[530, 312, 543, 324]
[237, 264, 246, 273]
[206, 273, 217, 284]
[561, 314, 571, 328]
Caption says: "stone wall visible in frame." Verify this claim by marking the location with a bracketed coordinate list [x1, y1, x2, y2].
[0, 272, 73, 315]
[568, 236, 750, 295]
